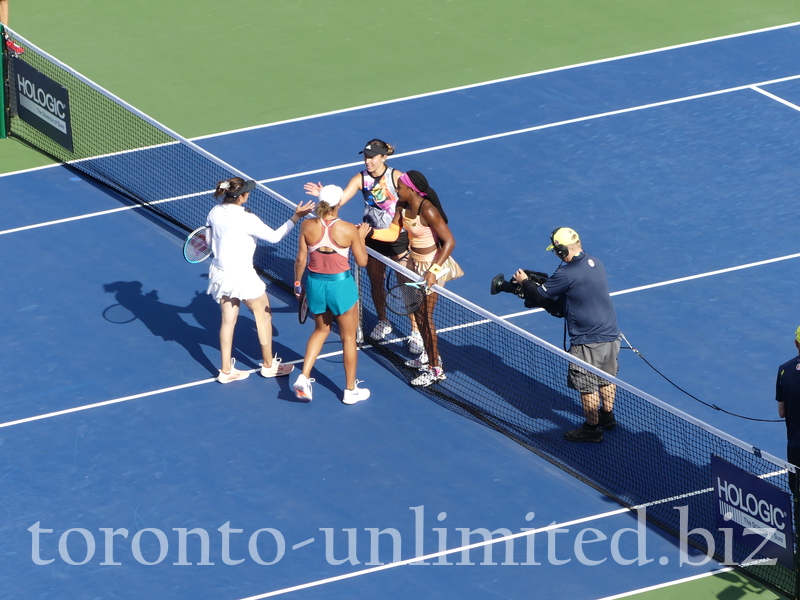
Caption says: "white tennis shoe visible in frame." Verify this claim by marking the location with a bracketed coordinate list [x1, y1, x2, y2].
[370, 320, 393, 340]
[260, 355, 294, 378]
[404, 352, 429, 369]
[410, 366, 446, 387]
[293, 374, 314, 401]
[408, 331, 424, 355]
[217, 358, 250, 384]
[343, 381, 370, 405]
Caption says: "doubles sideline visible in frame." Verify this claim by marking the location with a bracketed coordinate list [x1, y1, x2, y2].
[3, 246, 799, 432]
[2, 72, 799, 238]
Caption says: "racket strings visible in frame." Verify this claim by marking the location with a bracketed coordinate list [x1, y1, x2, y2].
[183, 227, 212, 263]
[386, 283, 426, 315]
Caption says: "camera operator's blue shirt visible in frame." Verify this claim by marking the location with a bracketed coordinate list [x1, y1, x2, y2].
[539, 252, 619, 346]
[777, 355, 800, 448]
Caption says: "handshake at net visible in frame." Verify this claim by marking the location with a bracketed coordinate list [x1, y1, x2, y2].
[490, 269, 564, 318]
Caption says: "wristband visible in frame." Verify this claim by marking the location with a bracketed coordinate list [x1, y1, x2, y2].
[294, 281, 302, 294]
[428, 264, 443, 276]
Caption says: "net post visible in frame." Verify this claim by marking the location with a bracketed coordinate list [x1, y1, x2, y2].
[0, 24, 6, 140]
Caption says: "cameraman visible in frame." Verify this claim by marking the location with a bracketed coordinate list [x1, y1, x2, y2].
[515, 227, 620, 443]
[491, 269, 563, 317]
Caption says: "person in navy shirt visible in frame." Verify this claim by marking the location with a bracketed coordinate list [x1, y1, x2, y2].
[515, 227, 620, 443]
[776, 326, 800, 494]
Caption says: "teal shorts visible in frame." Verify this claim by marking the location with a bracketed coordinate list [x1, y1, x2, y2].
[306, 271, 359, 316]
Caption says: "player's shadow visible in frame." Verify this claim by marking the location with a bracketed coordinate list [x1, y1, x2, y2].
[103, 281, 220, 375]
[103, 280, 299, 380]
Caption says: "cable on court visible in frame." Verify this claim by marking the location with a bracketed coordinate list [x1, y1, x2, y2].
[619, 332, 784, 423]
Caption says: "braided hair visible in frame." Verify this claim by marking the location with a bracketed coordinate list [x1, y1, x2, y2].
[406, 170, 448, 224]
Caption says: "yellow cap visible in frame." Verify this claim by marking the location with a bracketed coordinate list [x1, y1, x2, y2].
[795, 326, 800, 343]
[546, 227, 580, 251]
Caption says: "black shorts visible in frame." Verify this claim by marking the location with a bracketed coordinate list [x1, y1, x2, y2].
[366, 230, 409, 258]
[788, 446, 800, 495]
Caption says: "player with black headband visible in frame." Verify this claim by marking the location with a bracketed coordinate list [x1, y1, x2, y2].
[500, 228, 620, 442]
[305, 139, 423, 354]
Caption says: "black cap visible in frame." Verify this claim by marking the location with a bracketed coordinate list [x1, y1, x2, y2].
[230, 179, 256, 197]
[358, 143, 387, 158]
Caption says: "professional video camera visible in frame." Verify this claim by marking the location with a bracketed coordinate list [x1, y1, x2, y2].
[490, 270, 564, 318]
[490, 270, 548, 297]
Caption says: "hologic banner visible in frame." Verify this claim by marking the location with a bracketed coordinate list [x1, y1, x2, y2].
[712, 455, 794, 569]
[11, 56, 73, 152]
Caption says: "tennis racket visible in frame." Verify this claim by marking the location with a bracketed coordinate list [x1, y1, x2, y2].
[385, 267, 451, 315]
[385, 281, 428, 315]
[298, 291, 309, 324]
[183, 226, 211, 263]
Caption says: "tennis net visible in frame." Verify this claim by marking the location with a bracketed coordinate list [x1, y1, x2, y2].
[3, 26, 797, 598]
[356, 255, 797, 595]
[1, 26, 299, 288]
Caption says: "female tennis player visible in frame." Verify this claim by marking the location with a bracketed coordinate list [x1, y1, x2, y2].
[206, 177, 315, 383]
[364, 171, 458, 387]
[304, 139, 423, 354]
[292, 185, 370, 403]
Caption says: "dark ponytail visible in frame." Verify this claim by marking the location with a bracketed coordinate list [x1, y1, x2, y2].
[214, 177, 247, 204]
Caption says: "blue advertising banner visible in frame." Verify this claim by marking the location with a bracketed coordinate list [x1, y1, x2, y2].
[11, 57, 73, 152]
[711, 455, 794, 569]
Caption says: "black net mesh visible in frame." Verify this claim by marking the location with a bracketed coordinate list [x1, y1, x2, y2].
[356, 254, 796, 596]
[2, 28, 298, 288]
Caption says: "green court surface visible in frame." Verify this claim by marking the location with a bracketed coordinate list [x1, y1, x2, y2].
[3, 0, 800, 174]
[630, 569, 785, 600]
[3, 2, 800, 599]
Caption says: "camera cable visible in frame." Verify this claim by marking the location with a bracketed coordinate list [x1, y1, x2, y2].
[618, 332, 783, 423]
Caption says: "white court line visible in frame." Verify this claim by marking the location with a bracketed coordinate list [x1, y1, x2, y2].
[0, 22, 791, 600]
[237, 469, 767, 600]
[751, 85, 800, 113]
[0, 352, 339, 430]
[0, 205, 139, 236]
[234, 464, 789, 600]
[3, 252, 797, 429]
[0, 379, 216, 430]
[2, 21, 799, 182]
[0, 191, 209, 236]
[234, 508, 630, 600]
[260, 72, 800, 185]
[596, 568, 734, 600]
[192, 20, 800, 140]
[3, 71, 800, 240]
[501, 252, 800, 320]
[610, 252, 800, 297]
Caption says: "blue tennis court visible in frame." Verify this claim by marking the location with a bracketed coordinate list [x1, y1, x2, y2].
[1, 23, 799, 600]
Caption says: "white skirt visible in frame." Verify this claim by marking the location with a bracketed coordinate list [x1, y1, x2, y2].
[206, 263, 266, 303]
